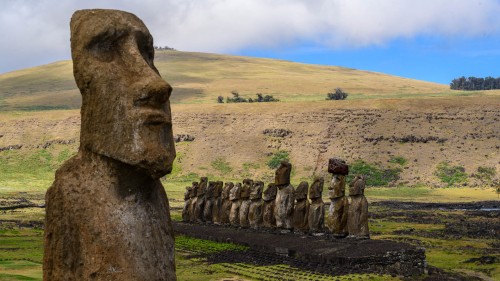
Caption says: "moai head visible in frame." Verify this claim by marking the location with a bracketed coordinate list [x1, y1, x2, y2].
[262, 183, 277, 201]
[70, 10, 175, 179]
[197, 177, 208, 196]
[241, 179, 253, 199]
[250, 181, 264, 200]
[206, 181, 216, 198]
[294, 181, 309, 200]
[328, 158, 349, 175]
[229, 183, 242, 201]
[349, 175, 366, 196]
[184, 186, 192, 200]
[275, 160, 292, 186]
[309, 177, 324, 199]
[329, 175, 346, 199]
[222, 182, 234, 199]
[214, 181, 223, 198]
[189, 182, 198, 198]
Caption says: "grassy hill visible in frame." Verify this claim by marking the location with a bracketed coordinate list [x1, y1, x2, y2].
[3, 50, 497, 111]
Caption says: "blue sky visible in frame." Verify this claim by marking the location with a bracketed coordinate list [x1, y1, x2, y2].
[1, 0, 499, 85]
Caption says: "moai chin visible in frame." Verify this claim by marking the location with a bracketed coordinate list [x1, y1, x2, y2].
[274, 161, 294, 230]
[239, 179, 253, 228]
[262, 183, 277, 228]
[347, 175, 370, 239]
[194, 177, 208, 223]
[203, 181, 216, 223]
[326, 158, 349, 237]
[229, 183, 242, 227]
[292, 181, 309, 232]
[182, 186, 192, 222]
[220, 182, 234, 224]
[44, 9, 176, 281]
[248, 181, 264, 229]
[308, 177, 325, 233]
[212, 181, 223, 224]
[189, 182, 198, 222]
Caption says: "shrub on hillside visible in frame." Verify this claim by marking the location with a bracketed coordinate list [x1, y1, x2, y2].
[347, 160, 402, 186]
[226, 91, 247, 103]
[326, 88, 348, 100]
[434, 162, 468, 187]
[267, 151, 290, 169]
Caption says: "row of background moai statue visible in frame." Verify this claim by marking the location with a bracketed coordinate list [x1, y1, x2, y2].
[182, 159, 369, 238]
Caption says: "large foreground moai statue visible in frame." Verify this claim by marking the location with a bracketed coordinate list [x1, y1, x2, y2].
[229, 183, 242, 226]
[220, 182, 234, 224]
[248, 181, 264, 229]
[348, 175, 370, 239]
[239, 179, 253, 228]
[308, 177, 325, 233]
[44, 9, 177, 281]
[326, 158, 349, 237]
[262, 183, 277, 228]
[274, 161, 294, 230]
[194, 177, 208, 223]
[292, 181, 309, 232]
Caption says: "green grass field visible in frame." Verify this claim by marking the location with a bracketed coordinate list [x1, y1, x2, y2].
[0, 146, 498, 280]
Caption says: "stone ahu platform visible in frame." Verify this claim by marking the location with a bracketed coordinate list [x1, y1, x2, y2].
[173, 222, 426, 277]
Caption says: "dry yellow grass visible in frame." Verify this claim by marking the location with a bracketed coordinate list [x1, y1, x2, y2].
[3, 50, 497, 110]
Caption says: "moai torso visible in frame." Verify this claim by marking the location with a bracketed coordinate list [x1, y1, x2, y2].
[292, 181, 309, 232]
[274, 161, 294, 230]
[220, 182, 234, 224]
[212, 181, 223, 224]
[308, 177, 325, 233]
[44, 9, 177, 281]
[347, 175, 370, 239]
[262, 183, 277, 228]
[203, 181, 216, 223]
[229, 183, 242, 226]
[189, 182, 198, 222]
[194, 177, 208, 223]
[239, 179, 253, 228]
[182, 186, 192, 222]
[248, 181, 264, 229]
[326, 158, 349, 237]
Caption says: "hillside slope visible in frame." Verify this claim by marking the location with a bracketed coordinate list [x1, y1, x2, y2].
[1, 97, 498, 187]
[0, 50, 468, 111]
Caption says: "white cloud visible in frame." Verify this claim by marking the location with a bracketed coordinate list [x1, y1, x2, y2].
[1, 0, 499, 73]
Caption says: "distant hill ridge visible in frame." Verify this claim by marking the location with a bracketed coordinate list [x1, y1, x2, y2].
[0, 50, 457, 111]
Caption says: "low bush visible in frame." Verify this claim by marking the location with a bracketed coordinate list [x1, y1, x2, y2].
[434, 162, 468, 187]
[347, 160, 402, 186]
[267, 151, 289, 169]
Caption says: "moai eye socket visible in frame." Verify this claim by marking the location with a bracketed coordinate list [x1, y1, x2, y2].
[87, 30, 126, 62]
[135, 32, 155, 70]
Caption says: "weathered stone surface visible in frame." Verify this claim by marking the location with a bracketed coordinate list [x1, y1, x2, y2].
[275, 184, 294, 230]
[308, 177, 325, 232]
[44, 9, 176, 281]
[220, 182, 234, 224]
[182, 186, 192, 222]
[275, 160, 292, 186]
[239, 179, 253, 228]
[188, 182, 198, 222]
[203, 181, 215, 223]
[328, 158, 349, 175]
[194, 177, 208, 223]
[329, 174, 346, 199]
[248, 181, 264, 229]
[229, 183, 242, 226]
[327, 175, 348, 236]
[348, 176, 370, 238]
[212, 181, 223, 224]
[292, 181, 309, 232]
[262, 183, 277, 228]
[327, 196, 348, 237]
